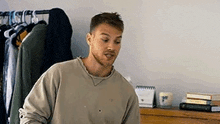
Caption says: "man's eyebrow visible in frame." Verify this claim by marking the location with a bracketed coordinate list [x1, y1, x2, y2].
[101, 33, 122, 38]
[117, 35, 122, 38]
[101, 33, 110, 37]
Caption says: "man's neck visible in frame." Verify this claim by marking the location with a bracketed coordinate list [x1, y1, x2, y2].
[81, 57, 113, 77]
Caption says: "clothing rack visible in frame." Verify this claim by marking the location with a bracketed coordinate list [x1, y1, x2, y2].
[0, 10, 50, 16]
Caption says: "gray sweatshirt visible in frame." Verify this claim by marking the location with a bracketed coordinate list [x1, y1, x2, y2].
[19, 57, 140, 124]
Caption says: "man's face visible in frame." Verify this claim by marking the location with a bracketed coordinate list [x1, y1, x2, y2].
[87, 23, 123, 68]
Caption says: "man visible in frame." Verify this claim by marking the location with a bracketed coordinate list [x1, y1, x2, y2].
[19, 12, 140, 124]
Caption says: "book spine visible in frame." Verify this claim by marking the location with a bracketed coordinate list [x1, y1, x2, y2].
[179, 103, 212, 112]
[186, 99, 211, 105]
[187, 93, 211, 100]
[212, 95, 220, 101]
[211, 101, 220, 106]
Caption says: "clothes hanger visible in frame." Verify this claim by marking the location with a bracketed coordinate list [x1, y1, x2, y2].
[9, 11, 20, 39]
[31, 10, 38, 24]
[0, 15, 3, 32]
[26, 10, 37, 32]
[4, 11, 15, 38]
[0, 14, 4, 30]
[26, 10, 48, 32]
[2, 13, 7, 25]
[12, 10, 29, 47]
[11, 10, 19, 27]
[0, 12, 10, 34]
[14, 10, 28, 31]
[22, 10, 28, 24]
[0, 15, 3, 25]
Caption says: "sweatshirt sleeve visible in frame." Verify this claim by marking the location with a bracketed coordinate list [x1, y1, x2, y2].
[122, 91, 140, 124]
[19, 64, 61, 124]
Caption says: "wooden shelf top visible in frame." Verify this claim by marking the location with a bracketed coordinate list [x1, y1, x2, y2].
[140, 107, 220, 121]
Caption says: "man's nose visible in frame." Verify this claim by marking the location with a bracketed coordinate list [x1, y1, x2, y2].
[107, 42, 115, 51]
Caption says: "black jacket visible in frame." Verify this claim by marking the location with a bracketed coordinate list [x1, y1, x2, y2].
[41, 8, 73, 73]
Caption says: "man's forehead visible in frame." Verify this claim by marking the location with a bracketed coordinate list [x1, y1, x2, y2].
[100, 33, 122, 38]
[94, 24, 122, 37]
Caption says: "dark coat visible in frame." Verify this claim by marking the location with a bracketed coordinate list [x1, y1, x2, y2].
[41, 8, 73, 73]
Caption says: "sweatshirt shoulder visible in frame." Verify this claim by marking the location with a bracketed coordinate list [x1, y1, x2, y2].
[52, 58, 78, 69]
[114, 70, 135, 94]
[46, 58, 80, 74]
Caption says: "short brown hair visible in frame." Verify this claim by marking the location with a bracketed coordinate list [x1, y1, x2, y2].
[90, 12, 124, 33]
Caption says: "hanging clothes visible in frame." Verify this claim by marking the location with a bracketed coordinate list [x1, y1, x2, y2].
[9, 23, 47, 124]
[4, 22, 30, 124]
[0, 24, 9, 124]
[15, 30, 28, 48]
[0, 10, 50, 124]
[0, 24, 10, 95]
[41, 8, 73, 73]
[0, 25, 10, 73]
[13, 20, 47, 49]
[0, 8, 73, 124]
[3, 29, 20, 124]
[0, 93, 6, 124]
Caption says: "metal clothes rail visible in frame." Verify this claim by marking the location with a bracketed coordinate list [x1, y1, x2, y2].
[0, 10, 50, 16]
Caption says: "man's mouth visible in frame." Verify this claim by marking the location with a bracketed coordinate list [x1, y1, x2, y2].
[105, 54, 113, 58]
[104, 53, 115, 59]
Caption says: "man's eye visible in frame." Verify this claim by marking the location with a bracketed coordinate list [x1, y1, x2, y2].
[116, 41, 121, 44]
[102, 39, 109, 42]
[115, 40, 121, 44]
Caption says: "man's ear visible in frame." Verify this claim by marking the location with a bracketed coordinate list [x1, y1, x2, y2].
[86, 33, 92, 46]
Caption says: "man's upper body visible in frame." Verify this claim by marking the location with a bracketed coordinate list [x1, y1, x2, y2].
[19, 12, 140, 123]
[19, 57, 140, 124]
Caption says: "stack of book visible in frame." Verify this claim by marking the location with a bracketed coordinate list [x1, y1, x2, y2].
[179, 92, 220, 112]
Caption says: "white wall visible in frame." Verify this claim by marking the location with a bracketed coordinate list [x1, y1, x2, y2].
[1, 0, 220, 106]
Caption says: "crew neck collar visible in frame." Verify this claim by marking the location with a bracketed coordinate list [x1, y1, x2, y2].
[77, 57, 115, 86]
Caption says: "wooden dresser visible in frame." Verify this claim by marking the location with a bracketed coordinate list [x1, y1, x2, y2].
[140, 107, 220, 124]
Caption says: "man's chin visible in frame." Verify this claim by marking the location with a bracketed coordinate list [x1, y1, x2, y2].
[102, 60, 114, 68]
[102, 63, 113, 68]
